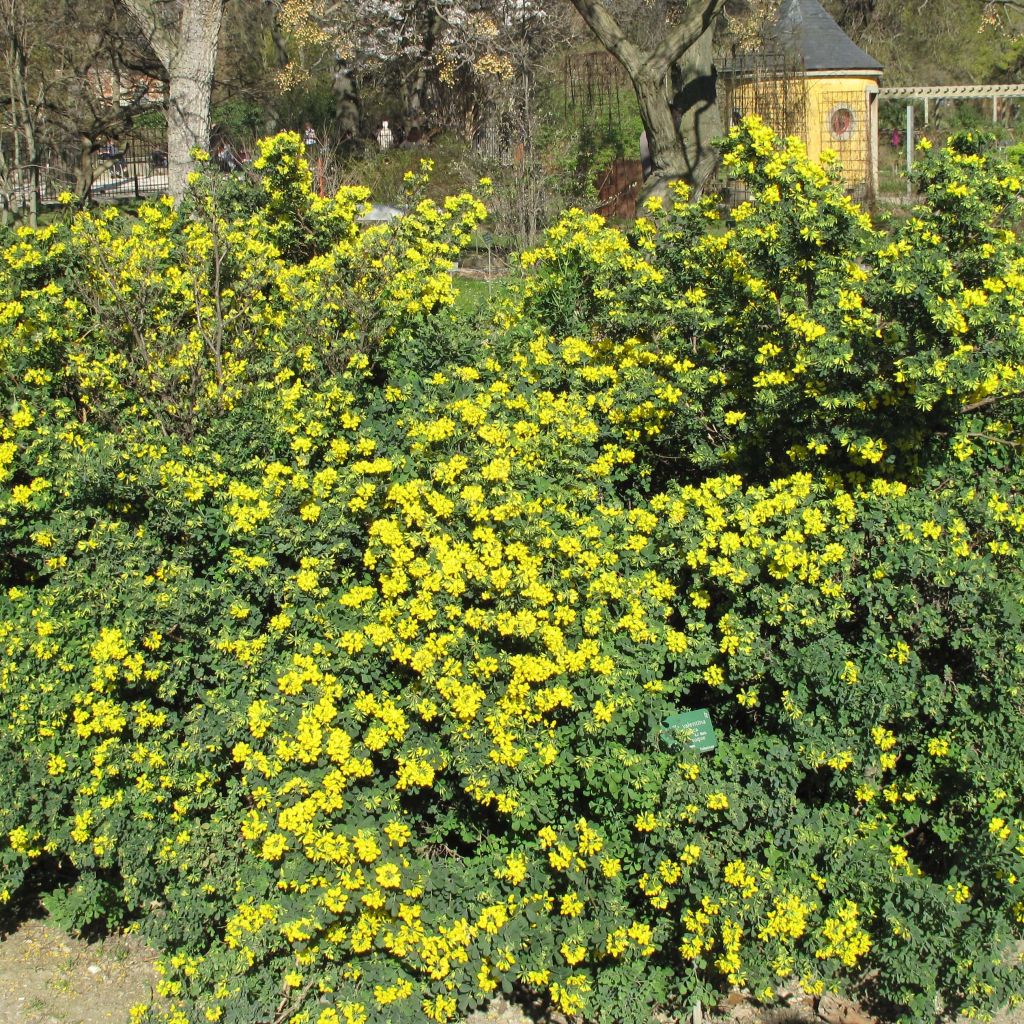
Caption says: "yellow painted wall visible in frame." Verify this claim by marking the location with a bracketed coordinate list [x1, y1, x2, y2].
[803, 75, 878, 182]
[725, 72, 879, 187]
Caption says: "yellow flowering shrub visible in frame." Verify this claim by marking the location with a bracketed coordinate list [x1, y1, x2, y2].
[1, 124, 1024, 1024]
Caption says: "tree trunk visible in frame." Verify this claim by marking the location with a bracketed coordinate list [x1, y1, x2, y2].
[0, 136, 11, 225]
[567, 0, 725, 202]
[12, 33, 37, 224]
[404, 5, 443, 133]
[121, 0, 224, 201]
[331, 62, 359, 138]
[165, 0, 222, 200]
[8, 42, 20, 172]
[661, 22, 722, 199]
[635, 71, 683, 197]
[75, 133, 94, 197]
[4, 11, 39, 225]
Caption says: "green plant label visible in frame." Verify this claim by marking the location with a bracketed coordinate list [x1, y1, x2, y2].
[661, 709, 717, 753]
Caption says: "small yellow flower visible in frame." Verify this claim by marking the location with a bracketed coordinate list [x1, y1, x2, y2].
[560, 892, 584, 916]
[261, 834, 287, 861]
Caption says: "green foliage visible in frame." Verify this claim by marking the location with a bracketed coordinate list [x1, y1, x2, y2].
[132, 109, 169, 132]
[536, 102, 646, 212]
[828, 0, 1024, 85]
[1, 122, 1024, 1024]
[337, 135, 478, 209]
[211, 98, 269, 141]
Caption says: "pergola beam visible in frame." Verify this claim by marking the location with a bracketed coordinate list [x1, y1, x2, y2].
[879, 83, 1024, 100]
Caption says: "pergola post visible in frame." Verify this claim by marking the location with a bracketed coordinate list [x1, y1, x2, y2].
[868, 87, 879, 201]
[906, 103, 914, 196]
[880, 84, 1024, 132]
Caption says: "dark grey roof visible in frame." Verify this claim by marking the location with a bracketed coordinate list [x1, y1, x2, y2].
[774, 0, 882, 72]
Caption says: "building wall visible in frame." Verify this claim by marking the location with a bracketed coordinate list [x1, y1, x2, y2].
[725, 71, 880, 191]
[804, 74, 879, 187]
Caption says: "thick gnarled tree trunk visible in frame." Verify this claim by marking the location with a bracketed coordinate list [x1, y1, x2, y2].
[121, 0, 224, 201]
[671, 22, 721, 194]
[568, 0, 725, 200]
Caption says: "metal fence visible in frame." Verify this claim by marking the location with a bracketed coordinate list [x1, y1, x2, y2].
[87, 130, 169, 201]
[0, 162, 79, 221]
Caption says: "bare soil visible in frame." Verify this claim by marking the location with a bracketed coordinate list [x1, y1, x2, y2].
[0, 917, 159, 1024]
[0, 915, 539, 1024]
[0, 915, 1020, 1024]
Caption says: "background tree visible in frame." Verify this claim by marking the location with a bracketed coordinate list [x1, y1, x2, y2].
[268, 0, 565, 142]
[119, 0, 226, 199]
[0, 0, 45, 223]
[824, 0, 1024, 82]
[0, 0, 160, 222]
[566, 0, 726, 199]
[208, 2, 284, 139]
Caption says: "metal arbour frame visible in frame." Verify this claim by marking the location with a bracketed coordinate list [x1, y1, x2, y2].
[823, 89, 869, 187]
[717, 49, 809, 139]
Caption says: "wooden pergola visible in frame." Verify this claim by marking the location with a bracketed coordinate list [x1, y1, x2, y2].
[879, 83, 1024, 124]
[876, 83, 1024, 191]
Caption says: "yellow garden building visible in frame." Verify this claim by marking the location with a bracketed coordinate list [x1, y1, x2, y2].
[720, 0, 883, 197]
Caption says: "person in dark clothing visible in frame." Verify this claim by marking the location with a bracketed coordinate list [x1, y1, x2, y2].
[98, 139, 127, 176]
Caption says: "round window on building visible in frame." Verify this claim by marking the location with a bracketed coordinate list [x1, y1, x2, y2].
[829, 106, 856, 141]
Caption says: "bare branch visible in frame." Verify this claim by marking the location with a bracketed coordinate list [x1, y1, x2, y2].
[566, 0, 643, 76]
[119, 0, 179, 66]
[646, 0, 725, 73]
[962, 389, 1024, 413]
